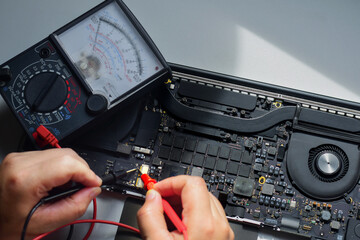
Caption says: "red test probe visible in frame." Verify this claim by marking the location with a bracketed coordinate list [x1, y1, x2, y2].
[141, 174, 188, 240]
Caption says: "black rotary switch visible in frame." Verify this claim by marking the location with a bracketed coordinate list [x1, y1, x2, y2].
[25, 73, 68, 112]
[86, 94, 108, 115]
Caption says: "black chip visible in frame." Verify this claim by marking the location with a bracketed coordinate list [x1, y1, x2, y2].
[162, 134, 173, 146]
[277, 145, 286, 161]
[225, 205, 245, 218]
[275, 185, 284, 193]
[218, 184, 224, 191]
[219, 147, 230, 159]
[239, 164, 251, 177]
[233, 176, 255, 197]
[152, 157, 162, 166]
[181, 151, 193, 164]
[173, 136, 186, 149]
[116, 144, 132, 155]
[230, 149, 242, 162]
[301, 211, 308, 217]
[207, 145, 219, 156]
[267, 147, 277, 156]
[158, 146, 171, 159]
[185, 139, 196, 151]
[216, 159, 227, 172]
[244, 139, 253, 149]
[218, 191, 228, 208]
[204, 156, 216, 169]
[196, 141, 207, 154]
[241, 151, 254, 165]
[253, 163, 262, 172]
[160, 163, 187, 180]
[253, 211, 260, 218]
[193, 154, 204, 167]
[262, 165, 269, 173]
[170, 148, 182, 162]
[227, 162, 239, 175]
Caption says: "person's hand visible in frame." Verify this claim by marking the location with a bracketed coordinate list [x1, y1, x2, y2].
[0, 148, 102, 240]
[137, 175, 234, 240]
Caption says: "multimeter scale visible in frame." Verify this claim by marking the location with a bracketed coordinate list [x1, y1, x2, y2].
[0, 0, 171, 147]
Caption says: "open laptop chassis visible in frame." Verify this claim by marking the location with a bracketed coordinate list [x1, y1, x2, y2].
[67, 63, 360, 240]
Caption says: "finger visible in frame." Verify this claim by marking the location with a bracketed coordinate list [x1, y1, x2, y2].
[209, 193, 235, 240]
[209, 193, 227, 220]
[154, 176, 213, 238]
[30, 187, 101, 233]
[27, 156, 101, 198]
[137, 190, 173, 240]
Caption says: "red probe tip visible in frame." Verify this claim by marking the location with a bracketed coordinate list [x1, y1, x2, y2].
[141, 174, 157, 190]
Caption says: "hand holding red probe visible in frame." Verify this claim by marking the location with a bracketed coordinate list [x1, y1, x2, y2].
[137, 175, 234, 240]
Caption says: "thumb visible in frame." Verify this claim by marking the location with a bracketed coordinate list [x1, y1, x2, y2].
[137, 190, 172, 240]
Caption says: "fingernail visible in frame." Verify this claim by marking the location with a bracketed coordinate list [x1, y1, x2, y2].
[146, 189, 157, 201]
[90, 187, 101, 199]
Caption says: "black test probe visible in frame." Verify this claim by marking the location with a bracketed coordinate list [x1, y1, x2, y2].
[21, 168, 137, 240]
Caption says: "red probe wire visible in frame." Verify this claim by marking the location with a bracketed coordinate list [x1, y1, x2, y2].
[83, 198, 97, 240]
[32, 219, 141, 240]
[141, 174, 189, 240]
[32, 125, 100, 239]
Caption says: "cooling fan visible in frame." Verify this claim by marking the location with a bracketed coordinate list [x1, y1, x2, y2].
[286, 133, 360, 201]
[308, 144, 349, 183]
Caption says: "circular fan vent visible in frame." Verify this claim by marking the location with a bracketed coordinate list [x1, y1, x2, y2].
[308, 145, 349, 183]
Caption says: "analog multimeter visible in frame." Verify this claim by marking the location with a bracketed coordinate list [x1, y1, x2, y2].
[0, 0, 171, 146]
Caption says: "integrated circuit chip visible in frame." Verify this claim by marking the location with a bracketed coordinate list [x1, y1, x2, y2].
[262, 183, 275, 196]
[160, 163, 188, 180]
[233, 177, 255, 197]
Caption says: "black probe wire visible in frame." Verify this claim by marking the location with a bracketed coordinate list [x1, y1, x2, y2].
[21, 168, 137, 240]
[21, 200, 45, 240]
[66, 225, 74, 240]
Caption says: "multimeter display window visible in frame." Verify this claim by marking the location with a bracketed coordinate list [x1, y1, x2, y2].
[56, 1, 164, 104]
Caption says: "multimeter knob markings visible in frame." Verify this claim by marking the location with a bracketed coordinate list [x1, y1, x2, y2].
[25, 72, 68, 112]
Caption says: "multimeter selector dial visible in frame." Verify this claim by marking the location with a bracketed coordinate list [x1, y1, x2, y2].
[25, 72, 68, 112]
